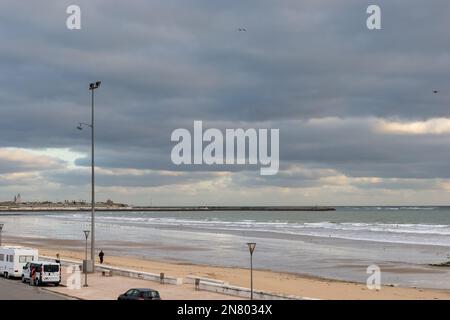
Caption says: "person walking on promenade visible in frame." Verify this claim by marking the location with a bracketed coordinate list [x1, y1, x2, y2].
[99, 250, 104, 264]
[55, 253, 60, 265]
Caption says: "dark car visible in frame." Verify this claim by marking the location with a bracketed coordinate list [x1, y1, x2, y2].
[118, 288, 161, 300]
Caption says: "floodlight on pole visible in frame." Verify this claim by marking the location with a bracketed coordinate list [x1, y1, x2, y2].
[77, 81, 101, 270]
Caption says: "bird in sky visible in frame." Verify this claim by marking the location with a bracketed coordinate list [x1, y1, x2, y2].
[237, 28, 247, 32]
[433, 90, 439, 94]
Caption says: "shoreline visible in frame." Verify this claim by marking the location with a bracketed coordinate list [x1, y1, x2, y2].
[5, 238, 450, 300]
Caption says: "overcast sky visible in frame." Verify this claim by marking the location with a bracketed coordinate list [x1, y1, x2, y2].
[1, 0, 450, 205]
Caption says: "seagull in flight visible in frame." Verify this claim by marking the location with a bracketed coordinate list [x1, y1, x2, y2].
[433, 90, 439, 94]
[237, 28, 247, 32]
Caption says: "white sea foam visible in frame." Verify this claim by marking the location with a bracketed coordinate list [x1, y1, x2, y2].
[47, 212, 450, 246]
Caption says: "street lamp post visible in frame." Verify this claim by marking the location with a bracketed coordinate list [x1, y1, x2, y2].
[78, 81, 101, 269]
[247, 242, 256, 300]
[0, 223, 4, 246]
[83, 230, 90, 287]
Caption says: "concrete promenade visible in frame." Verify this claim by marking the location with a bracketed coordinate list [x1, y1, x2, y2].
[44, 266, 243, 300]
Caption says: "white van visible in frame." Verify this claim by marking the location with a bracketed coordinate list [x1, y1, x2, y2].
[22, 261, 61, 286]
[0, 246, 38, 278]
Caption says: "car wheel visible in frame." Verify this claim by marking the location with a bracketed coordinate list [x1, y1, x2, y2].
[21, 276, 25, 283]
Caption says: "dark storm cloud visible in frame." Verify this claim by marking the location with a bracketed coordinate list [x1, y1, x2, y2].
[278, 118, 450, 179]
[73, 117, 450, 180]
[44, 168, 222, 187]
[1, 0, 450, 192]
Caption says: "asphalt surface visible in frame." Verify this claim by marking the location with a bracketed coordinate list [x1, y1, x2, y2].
[0, 277, 70, 300]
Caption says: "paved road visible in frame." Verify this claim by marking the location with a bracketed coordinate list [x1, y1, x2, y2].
[0, 277, 69, 300]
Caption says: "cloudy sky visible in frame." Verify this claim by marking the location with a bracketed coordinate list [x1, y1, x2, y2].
[1, 0, 450, 206]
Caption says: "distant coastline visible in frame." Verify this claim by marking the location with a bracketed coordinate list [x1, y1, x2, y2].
[0, 204, 336, 212]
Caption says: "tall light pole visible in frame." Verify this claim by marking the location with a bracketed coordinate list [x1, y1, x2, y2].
[0, 223, 4, 246]
[247, 242, 256, 300]
[83, 230, 90, 287]
[78, 81, 101, 269]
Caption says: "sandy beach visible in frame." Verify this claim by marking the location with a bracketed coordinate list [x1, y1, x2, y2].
[5, 237, 450, 300]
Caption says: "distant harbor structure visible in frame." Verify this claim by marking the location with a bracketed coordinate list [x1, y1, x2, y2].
[0, 202, 335, 212]
[1, 196, 335, 212]
[0, 198, 129, 211]
[13, 193, 21, 204]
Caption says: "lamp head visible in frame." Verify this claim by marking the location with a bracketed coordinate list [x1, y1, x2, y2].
[0, 223, 4, 231]
[83, 230, 90, 239]
[247, 242, 256, 254]
[89, 81, 101, 90]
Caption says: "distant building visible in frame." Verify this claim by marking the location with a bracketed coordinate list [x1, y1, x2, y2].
[13, 193, 21, 204]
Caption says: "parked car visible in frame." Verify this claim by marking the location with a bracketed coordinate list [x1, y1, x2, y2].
[22, 261, 61, 286]
[0, 246, 38, 279]
[118, 288, 161, 300]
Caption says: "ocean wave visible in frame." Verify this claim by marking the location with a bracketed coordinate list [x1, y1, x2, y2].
[343, 206, 439, 211]
[48, 213, 450, 236]
[298, 222, 450, 235]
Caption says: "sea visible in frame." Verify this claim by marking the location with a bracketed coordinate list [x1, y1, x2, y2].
[1, 206, 449, 289]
